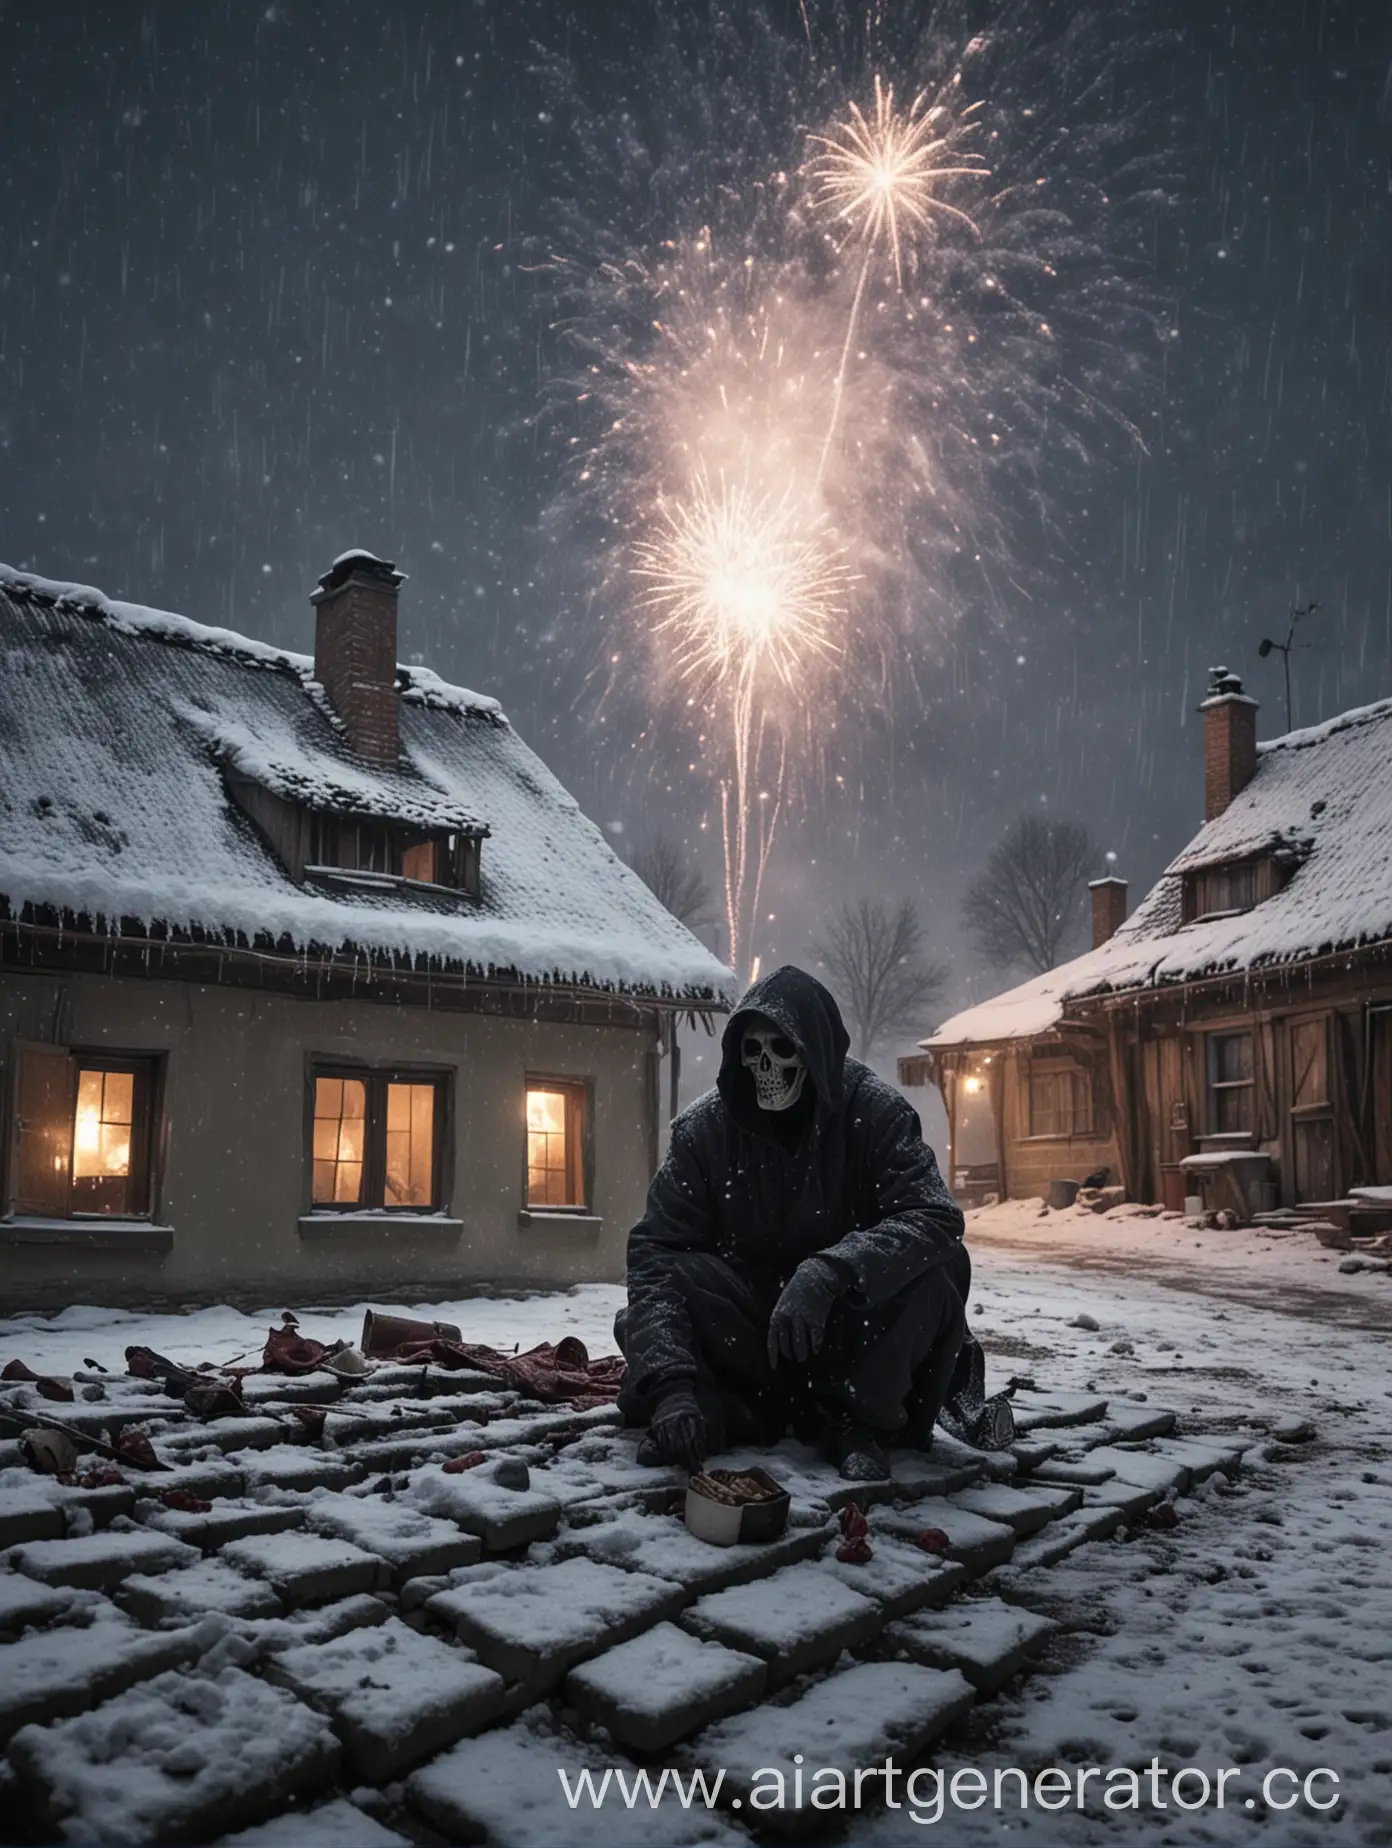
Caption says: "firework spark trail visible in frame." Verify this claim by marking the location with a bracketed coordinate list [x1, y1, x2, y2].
[633, 473, 849, 972]
[807, 76, 989, 477]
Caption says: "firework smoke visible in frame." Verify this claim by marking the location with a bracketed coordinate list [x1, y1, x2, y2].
[535, 1, 1175, 975]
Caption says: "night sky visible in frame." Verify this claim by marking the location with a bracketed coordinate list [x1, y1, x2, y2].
[4, 0, 1390, 1044]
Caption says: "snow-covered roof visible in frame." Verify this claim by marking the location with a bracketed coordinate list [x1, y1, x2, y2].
[926, 695, 1392, 1049]
[0, 563, 732, 1004]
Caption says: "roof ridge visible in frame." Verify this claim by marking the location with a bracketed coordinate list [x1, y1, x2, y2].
[0, 560, 505, 721]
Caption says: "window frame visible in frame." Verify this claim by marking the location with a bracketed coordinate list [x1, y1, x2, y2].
[1205, 1029, 1256, 1135]
[5, 1043, 160, 1223]
[523, 1075, 593, 1214]
[307, 1063, 449, 1214]
[1026, 1060, 1096, 1140]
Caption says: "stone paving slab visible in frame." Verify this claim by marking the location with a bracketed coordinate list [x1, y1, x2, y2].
[879, 1498, 1016, 1575]
[0, 1568, 84, 1636]
[1011, 1391, 1109, 1432]
[160, 1416, 306, 1456]
[1082, 1445, 1189, 1497]
[566, 1621, 768, 1751]
[0, 1611, 202, 1746]
[119, 1558, 283, 1625]
[216, 1796, 410, 1846]
[304, 1491, 483, 1584]
[222, 1532, 388, 1606]
[266, 1616, 507, 1779]
[239, 1445, 363, 1494]
[1146, 1434, 1247, 1483]
[249, 1592, 393, 1654]
[428, 1556, 686, 1689]
[814, 1536, 968, 1618]
[0, 1494, 65, 1549]
[692, 1661, 976, 1834]
[682, 1562, 883, 1689]
[886, 1450, 986, 1500]
[889, 1597, 1059, 1692]
[1004, 1503, 1127, 1572]
[949, 1480, 1083, 1534]
[1081, 1477, 1166, 1520]
[560, 1508, 829, 1596]
[1032, 1456, 1117, 1486]
[8, 1665, 340, 1844]
[140, 1499, 308, 1552]
[409, 1716, 747, 1846]
[407, 1461, 562, 1551]
[8, 1527, 200, 1592]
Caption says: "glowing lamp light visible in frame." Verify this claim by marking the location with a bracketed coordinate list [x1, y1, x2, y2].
[962, 1075, 983, 1094]
[75, 1107, 100, 1158]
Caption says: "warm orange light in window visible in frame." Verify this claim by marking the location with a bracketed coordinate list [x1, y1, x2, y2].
[312, 1077, 367, 1205]
[72, 1070, 133, 1179]
[962, 1075, 983, 1095]
[385, 1082, 435, 1207]
[526, 1087, 577, 1208]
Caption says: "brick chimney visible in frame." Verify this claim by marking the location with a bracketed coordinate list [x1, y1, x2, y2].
[1199, 665, 1258, 821]
[311, 551, 405, 762]
[1088, 876, 1128, 948]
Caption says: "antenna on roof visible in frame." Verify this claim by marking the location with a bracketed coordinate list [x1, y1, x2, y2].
[1257, 599, 1319, 732]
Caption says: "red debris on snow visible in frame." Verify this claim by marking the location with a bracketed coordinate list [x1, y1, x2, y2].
[382, 1333, 625, 1409]
[442, 1451, 488, 1474]
[835, 1501, 874, 1564]
[915, 1527, 952, 1555]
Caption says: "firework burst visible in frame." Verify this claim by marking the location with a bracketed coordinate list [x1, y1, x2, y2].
[806, 74, 989, 286]
[633, 472, 850, 975]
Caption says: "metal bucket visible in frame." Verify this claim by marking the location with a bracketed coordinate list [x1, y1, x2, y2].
[1048, 1179, 1080, 1210]
[360, 1310, 463, 1356]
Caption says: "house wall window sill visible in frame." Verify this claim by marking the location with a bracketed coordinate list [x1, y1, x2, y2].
[297, 1213, 463, 1240]
[0, 1217, 174, 1253]
[517, 1209, 603, 1233]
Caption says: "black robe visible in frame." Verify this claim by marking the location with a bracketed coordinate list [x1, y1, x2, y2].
[619, 965, 969, 1437]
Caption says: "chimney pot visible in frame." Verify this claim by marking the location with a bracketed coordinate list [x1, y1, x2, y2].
[1198, 668, 1258, 821]
[311, 550, 406, 762]
[1088, 875, 1128, 949]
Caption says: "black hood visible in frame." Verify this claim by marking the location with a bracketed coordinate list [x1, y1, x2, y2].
[718, 964, 850, 1135]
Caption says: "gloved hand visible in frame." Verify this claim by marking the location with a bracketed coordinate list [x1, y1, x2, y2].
[767, 1257, 845, 1366]
[646, 1383, 707, 1472]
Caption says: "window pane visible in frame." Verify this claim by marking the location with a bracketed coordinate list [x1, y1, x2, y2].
[401, 840, 436, 883]
[103, 1070, 134, 1125]
[1213, 1034, 1252, 1084]
[73, 1069, 133, 1181]
[527, 1087, 576, 1207]
[313, 1077, 366, 1206]
[385, 1082, 434, 1207]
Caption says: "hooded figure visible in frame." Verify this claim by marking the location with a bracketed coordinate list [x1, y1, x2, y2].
[616, 965, 1003, 1480]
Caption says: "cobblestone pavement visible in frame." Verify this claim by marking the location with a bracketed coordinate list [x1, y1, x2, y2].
[0, 1357, 1267, 1844]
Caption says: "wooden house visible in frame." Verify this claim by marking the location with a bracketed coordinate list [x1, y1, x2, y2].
[901, 670, 1392, 1213]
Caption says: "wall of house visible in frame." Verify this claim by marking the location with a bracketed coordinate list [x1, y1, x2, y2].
[0, 969, 661, 1311]
[997, 1042, 1121, 1202]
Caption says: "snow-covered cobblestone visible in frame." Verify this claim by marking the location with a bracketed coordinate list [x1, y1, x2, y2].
[1, 1219, 1376, 1843]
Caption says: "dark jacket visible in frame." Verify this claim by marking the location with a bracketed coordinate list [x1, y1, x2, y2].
[623, 964, 965, 1395]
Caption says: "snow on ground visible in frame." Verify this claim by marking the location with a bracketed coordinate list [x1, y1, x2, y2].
[3, 1205, 1391, 1844]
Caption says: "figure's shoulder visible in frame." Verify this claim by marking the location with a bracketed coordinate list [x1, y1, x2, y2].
[669, 1089, 727, 1150]
[842, 1061, 917, 1126]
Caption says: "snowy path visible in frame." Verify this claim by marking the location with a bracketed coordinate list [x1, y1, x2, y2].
[2, 1208, 1389, 1843]
[893, 1205, 1392, 1844]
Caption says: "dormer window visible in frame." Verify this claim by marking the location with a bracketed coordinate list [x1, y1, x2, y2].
[304, 814, 482, 896]
[1182, 854, 1287, 924]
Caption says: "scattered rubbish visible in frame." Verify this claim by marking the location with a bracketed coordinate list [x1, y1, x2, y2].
[835, 1501, 874, 1564]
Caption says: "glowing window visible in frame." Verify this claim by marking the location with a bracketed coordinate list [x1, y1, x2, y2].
[312, 1077, 367, 1205]
[526, 1083, 587, 1210]
[310, 1069, 443, 1212]
[385, 1082, 435, 1207]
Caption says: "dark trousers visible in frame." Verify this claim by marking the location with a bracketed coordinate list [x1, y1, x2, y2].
[615, 1243, 971, 1449]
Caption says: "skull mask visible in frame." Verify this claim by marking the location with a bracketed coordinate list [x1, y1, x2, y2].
[740, 1015, 807, 1112]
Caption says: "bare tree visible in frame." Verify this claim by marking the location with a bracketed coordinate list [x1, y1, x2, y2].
[810, 898, 948, 1062]
[628, 835, 715, 932]
[962, 815, 1101, 975]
